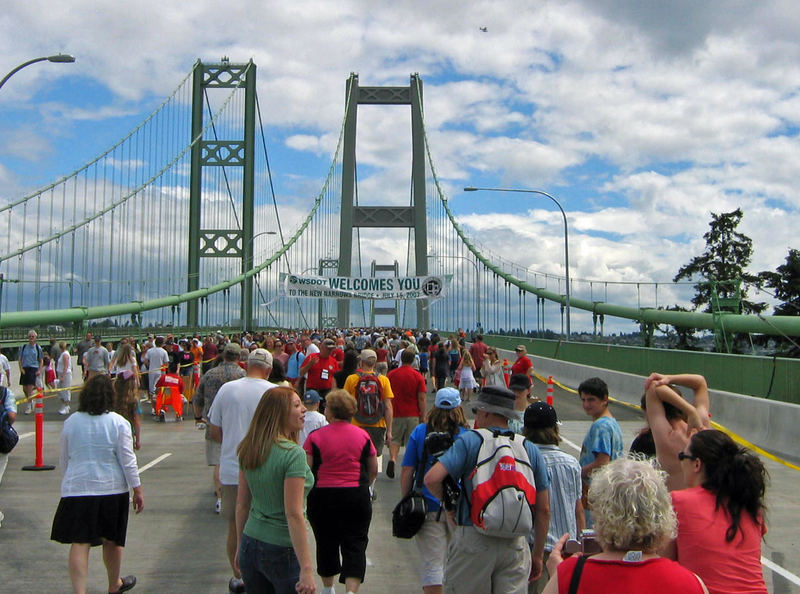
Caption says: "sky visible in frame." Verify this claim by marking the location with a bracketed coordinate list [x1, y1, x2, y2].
[1, 0, 799, 331]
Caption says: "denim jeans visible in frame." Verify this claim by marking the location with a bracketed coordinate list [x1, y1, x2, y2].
[238, 533, 300, 594]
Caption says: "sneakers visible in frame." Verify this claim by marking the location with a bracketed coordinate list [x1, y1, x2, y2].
[110, 574, 136, 593]
[215, 498, 222, 514]
[24, 402, 33, 414]
[196, 421, 206, 430]
[58, 404, 70, 415]
[228, 577, 246, 593]
[386, 460, 395, 479]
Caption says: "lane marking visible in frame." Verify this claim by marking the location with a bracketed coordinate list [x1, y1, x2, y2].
[761, 556, 800, 586]
[139, 452, 172, 473]
[561, 437, 580, 453]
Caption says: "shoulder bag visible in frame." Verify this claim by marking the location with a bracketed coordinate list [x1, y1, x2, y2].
[392, 425, 429, 538]
[0, 388, 19, 454]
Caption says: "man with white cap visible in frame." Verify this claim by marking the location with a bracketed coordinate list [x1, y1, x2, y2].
[193, 342, 246, 515]
[207, 348, 276, 594]
[425, 385, 550, 593]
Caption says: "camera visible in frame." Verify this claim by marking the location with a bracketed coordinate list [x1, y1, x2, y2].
[564, 530, 602, 555]
[424, 431, 461, 511]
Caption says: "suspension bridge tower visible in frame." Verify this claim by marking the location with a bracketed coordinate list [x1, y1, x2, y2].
[187, 59, 257, 328]
[338, 74, 429, 329]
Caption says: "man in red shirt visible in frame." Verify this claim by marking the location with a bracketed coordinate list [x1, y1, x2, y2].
[299, 338, 339, 405]
[202, 336, 218, 374]
[386, 347, 427, 479]
[511, 344, 534, 378]
[469, 334, 488, 381]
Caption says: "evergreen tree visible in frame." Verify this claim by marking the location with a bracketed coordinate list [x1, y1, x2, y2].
[758, 248, 800, 316]
[674, 208, 766, 314]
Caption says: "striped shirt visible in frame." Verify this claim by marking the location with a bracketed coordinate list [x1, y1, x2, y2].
[536, 444, 582, 552]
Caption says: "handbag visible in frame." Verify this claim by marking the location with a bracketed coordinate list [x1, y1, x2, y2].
[392, 425, 429, 539]
[0, 388, 19, 454]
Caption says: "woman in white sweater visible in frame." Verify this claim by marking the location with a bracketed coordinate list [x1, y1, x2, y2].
[50, 375, 144, 594]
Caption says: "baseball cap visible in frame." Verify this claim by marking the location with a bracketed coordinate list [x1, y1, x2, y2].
[524, 401, 559, 429]
[360, 349, 377, 361]
[435, 387, 461, 410]
[303, 390, 321, 404]
[248, 348, 273, 368]
[322, 338, 336, 349]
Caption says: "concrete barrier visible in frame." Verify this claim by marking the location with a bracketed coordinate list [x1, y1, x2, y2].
[495, 347, 800, 463]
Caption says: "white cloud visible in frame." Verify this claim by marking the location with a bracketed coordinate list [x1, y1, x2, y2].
[1, 0, 799, 330]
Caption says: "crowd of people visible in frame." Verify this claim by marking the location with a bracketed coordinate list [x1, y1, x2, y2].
[0, 326, 772, 593]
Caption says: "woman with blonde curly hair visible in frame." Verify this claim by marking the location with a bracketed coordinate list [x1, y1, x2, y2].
[234, 387, 316, 594]
[542, 458, 708, 593]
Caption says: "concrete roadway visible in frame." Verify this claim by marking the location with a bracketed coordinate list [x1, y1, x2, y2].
[2, 377, 798, 593]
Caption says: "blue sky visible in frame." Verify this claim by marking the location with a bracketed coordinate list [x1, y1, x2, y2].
[1, 0, 799, 329]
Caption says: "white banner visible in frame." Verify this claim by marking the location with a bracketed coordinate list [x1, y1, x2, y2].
[279, 274, 448, 300]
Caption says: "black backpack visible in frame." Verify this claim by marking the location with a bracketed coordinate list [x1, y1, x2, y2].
[0, 388, 19, 454]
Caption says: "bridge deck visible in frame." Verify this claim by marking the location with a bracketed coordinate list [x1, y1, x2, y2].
[3, 378, 797, 593]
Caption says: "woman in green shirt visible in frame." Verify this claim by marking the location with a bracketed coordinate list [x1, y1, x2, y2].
[234, 386, 316, 594]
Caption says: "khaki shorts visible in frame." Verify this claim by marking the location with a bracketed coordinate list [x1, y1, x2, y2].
[205, 439, 221, 466]
[221, 483, 238, 522]
[362, 425, 387, 452]
[392, 416, 419, 447]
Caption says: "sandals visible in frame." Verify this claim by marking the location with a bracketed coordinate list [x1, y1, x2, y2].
[109, 575, 137, 594]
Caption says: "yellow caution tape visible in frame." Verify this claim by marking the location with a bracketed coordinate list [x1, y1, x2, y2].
[532, 372, 800, 473]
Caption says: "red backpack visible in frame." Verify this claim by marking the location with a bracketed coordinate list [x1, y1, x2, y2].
[353, 371, 384, 425]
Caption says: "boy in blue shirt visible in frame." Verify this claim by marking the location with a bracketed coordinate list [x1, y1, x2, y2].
[578, 377, 623, 526]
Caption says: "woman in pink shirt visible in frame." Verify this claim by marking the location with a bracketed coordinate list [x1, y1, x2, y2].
[666, 429, 768, 594]
[303, 390, 377, 594]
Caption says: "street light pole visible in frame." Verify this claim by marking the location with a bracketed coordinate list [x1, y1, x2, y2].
[0, 54, 76, 91]
[464, 186, 571, 340]
[427, 254, 480, 330]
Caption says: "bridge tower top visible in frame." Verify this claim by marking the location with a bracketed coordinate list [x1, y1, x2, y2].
[337, 74, 428, 329]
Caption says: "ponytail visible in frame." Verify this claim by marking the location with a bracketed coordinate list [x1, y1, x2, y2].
[690, 430, 767, 542]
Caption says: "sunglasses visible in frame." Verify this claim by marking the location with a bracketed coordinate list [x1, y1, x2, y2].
[677, 451, 697, 462]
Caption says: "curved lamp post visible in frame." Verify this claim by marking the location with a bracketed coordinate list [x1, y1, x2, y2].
[0, 54, 76, 91]
[464, 186, 571, 340]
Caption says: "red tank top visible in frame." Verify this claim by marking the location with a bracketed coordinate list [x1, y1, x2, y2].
[557, 556, 705, 593]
